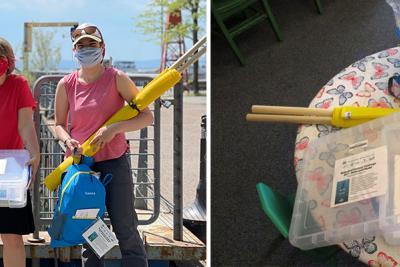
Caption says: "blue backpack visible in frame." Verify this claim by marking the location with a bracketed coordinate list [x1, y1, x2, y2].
[48, 156, 112, 248]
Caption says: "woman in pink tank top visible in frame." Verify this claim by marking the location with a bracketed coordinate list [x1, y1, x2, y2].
[54, 23, 151, 267]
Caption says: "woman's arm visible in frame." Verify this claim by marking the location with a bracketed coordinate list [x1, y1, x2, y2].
[90, 71, 154, 149]
[54, 79, 82, 153]
[18, 107, 40, 183]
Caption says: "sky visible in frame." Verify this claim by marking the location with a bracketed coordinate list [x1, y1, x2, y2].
[0, 0, 206, 67]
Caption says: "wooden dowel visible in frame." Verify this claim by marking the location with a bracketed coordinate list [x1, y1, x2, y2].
[251, 105, 333, 117]
[246, 113, 332, 125]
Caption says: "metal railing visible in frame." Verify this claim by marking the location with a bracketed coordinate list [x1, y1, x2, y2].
[31, 74, 162, 236]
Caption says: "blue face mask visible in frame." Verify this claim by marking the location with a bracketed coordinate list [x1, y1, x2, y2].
[74, 47, 103, 68]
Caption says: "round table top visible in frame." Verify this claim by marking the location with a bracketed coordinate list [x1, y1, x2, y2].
[294, 47, 400, 266]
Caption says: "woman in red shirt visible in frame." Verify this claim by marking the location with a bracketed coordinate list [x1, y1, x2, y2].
[0, 37, 40, 267]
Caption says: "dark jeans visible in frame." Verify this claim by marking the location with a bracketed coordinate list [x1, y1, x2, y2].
[82, 154, 148, 267]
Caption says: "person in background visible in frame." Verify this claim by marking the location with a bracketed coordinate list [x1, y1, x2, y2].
[0, 37, 40, 267]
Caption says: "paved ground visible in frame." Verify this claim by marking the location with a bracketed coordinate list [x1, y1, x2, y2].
[160, 95, 207, 209]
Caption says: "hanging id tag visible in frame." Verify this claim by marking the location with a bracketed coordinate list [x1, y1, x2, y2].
[82, 218, 118, 258]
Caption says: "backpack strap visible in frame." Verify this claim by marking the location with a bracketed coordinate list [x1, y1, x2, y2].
[102, 174, 113, 187]
[60, 172, 67, 185]
[81, 155, 94, 167]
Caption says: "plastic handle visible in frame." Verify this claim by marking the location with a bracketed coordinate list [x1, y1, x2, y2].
[26, 165, 32, 190]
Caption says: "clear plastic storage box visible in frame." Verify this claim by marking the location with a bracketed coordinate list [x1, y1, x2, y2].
[289, 111, 400, 249]
[0, 150, 30, 208]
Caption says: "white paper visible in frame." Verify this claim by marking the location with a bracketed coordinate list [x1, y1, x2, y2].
[349, 140, 368, 152]
[74, 208, 99, 219]
[331, 146, 388, 207]
[0, 159, 7, 175]
[82, 218, 118, 258]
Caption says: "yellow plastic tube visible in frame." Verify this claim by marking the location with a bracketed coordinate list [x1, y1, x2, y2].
[44, 69, 181, 191]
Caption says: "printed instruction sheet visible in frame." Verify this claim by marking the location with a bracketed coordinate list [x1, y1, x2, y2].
[331, 146, 387, 207]
[82, 218, 118, 258]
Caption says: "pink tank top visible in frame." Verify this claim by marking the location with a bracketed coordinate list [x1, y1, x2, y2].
[63, 67, 128, 162]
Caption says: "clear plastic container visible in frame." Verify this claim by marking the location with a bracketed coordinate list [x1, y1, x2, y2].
[378, 124, 400, 245]
[0, 150, 30, 208]
[289, 111, 400, 249]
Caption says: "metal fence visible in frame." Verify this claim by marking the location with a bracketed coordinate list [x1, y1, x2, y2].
[31, 74, 161, 234]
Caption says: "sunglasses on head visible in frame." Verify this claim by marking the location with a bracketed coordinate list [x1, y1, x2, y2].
[71, 26, 102, 42]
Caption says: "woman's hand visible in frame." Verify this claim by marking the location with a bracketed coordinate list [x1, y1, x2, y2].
[66, 138, 83, 156]
[89, 126, 117, 151]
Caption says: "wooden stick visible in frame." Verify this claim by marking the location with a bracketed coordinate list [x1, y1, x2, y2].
[246, 113, 332, 125]
[251, 105, 333, 117]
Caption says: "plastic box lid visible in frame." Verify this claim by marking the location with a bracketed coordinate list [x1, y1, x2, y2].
[0, 150, 30, 208]
[289, 111, 400, 250]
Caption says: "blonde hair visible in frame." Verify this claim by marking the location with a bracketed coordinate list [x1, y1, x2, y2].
[0, 37, 15, 74]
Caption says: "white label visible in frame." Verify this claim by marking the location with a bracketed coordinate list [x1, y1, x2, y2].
[74, 209, 99, 219]
[349, 140, 368, 152]
[331, 146, 387, 207]
[82, 218, 118, 258]
[0, 159, 7, 175]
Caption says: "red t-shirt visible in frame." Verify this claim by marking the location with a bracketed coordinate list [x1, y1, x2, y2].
[0, 74, 36, 149]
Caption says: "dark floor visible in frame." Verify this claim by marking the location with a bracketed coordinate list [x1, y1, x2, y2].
[211, 0, 397, 266]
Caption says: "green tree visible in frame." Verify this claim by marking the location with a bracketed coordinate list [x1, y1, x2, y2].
[30, 30, 62, 71]
[19, 69, 36, 87]
[13, 44, 36, 87]
[136, 0, 205, 94]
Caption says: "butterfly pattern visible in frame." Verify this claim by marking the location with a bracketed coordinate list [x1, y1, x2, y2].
[307, 167, 332, 195]
[356, 82, 376, 98]
[295, 136, 309, 151]
[363, 127, 379, 143]
[316, 87, 325, 98]
[387, 57, 400, 68]
[352, 56, 374, 72]
[343, 237, 378, 258]
[368, 97, 393, 108]
[327, 85, 353, 105]
[339, 71, 364, 90]
[294, 48, 400, 265]
[335, 208, 363, 227]
[314, 97, 334, 109]
[378, 48, 398, 58]
[371, 63, 389, 80]
[375, 81, 389, 95]
[316, 124, 340, 138]
[319, 143, 348, 167]
[368, 252, 398, 267]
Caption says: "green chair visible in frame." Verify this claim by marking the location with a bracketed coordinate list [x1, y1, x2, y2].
[212, 0, 282, 65]
[314, 0, 322, 14]
[256, 182, 339, 265]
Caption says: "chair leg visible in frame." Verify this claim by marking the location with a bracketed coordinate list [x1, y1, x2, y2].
[314, 0, 322, 14]
[259, 0, 283, 41]
[211, 9, 246, 65]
